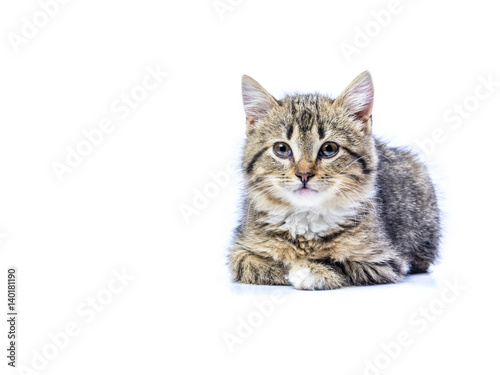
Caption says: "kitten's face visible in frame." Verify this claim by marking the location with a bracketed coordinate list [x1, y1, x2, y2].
[242, 72, 378, 212]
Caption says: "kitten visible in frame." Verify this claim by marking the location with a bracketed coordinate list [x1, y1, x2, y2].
[228, 71, 440, 290]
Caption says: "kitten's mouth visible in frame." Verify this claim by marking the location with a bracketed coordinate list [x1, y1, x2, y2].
[294, 187, 318, 196]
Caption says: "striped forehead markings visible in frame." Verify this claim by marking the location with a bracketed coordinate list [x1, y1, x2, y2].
[287, 96, 326, 139]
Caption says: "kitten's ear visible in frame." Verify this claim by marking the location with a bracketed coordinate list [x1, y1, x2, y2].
[335, 71, 374, 132]
[242, 75, 279, 133]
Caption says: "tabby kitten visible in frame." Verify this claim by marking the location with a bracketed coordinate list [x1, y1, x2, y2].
[228, 71, 440, 290]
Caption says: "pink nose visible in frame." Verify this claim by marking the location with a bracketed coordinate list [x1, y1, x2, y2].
[296, 172, 314, 182]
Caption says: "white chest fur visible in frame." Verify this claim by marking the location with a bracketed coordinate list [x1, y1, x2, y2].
[262, 206, 358, 240]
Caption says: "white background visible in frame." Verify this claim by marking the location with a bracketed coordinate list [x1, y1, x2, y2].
[1, 1, 499, 374]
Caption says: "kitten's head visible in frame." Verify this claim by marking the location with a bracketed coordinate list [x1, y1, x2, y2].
[241, 71, 378, 212]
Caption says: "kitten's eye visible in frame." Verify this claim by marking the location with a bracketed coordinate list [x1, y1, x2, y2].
[273, 142, 292, 158]
[319, 142, 339, 158]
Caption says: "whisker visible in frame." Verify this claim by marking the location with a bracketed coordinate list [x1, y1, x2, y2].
[332, 154, 371, 178]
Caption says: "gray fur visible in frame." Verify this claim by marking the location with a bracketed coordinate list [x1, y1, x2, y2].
[227, 72, 441, 290]
[374, 140, 441, 274]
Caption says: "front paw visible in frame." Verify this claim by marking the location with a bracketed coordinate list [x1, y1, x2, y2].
[287, 265, 320, 290]
[287, 263, 343, 290]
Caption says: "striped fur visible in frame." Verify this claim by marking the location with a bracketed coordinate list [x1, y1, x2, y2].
[228, 72, 440, 290]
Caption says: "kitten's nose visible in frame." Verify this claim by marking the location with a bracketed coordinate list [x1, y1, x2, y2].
[296, 172, 315, 186]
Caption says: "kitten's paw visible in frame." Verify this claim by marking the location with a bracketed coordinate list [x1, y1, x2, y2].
[287, 266, 324, 290]
[287, 262, 343, 290]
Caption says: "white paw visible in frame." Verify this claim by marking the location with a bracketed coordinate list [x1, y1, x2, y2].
[287, 266, 321, 290]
